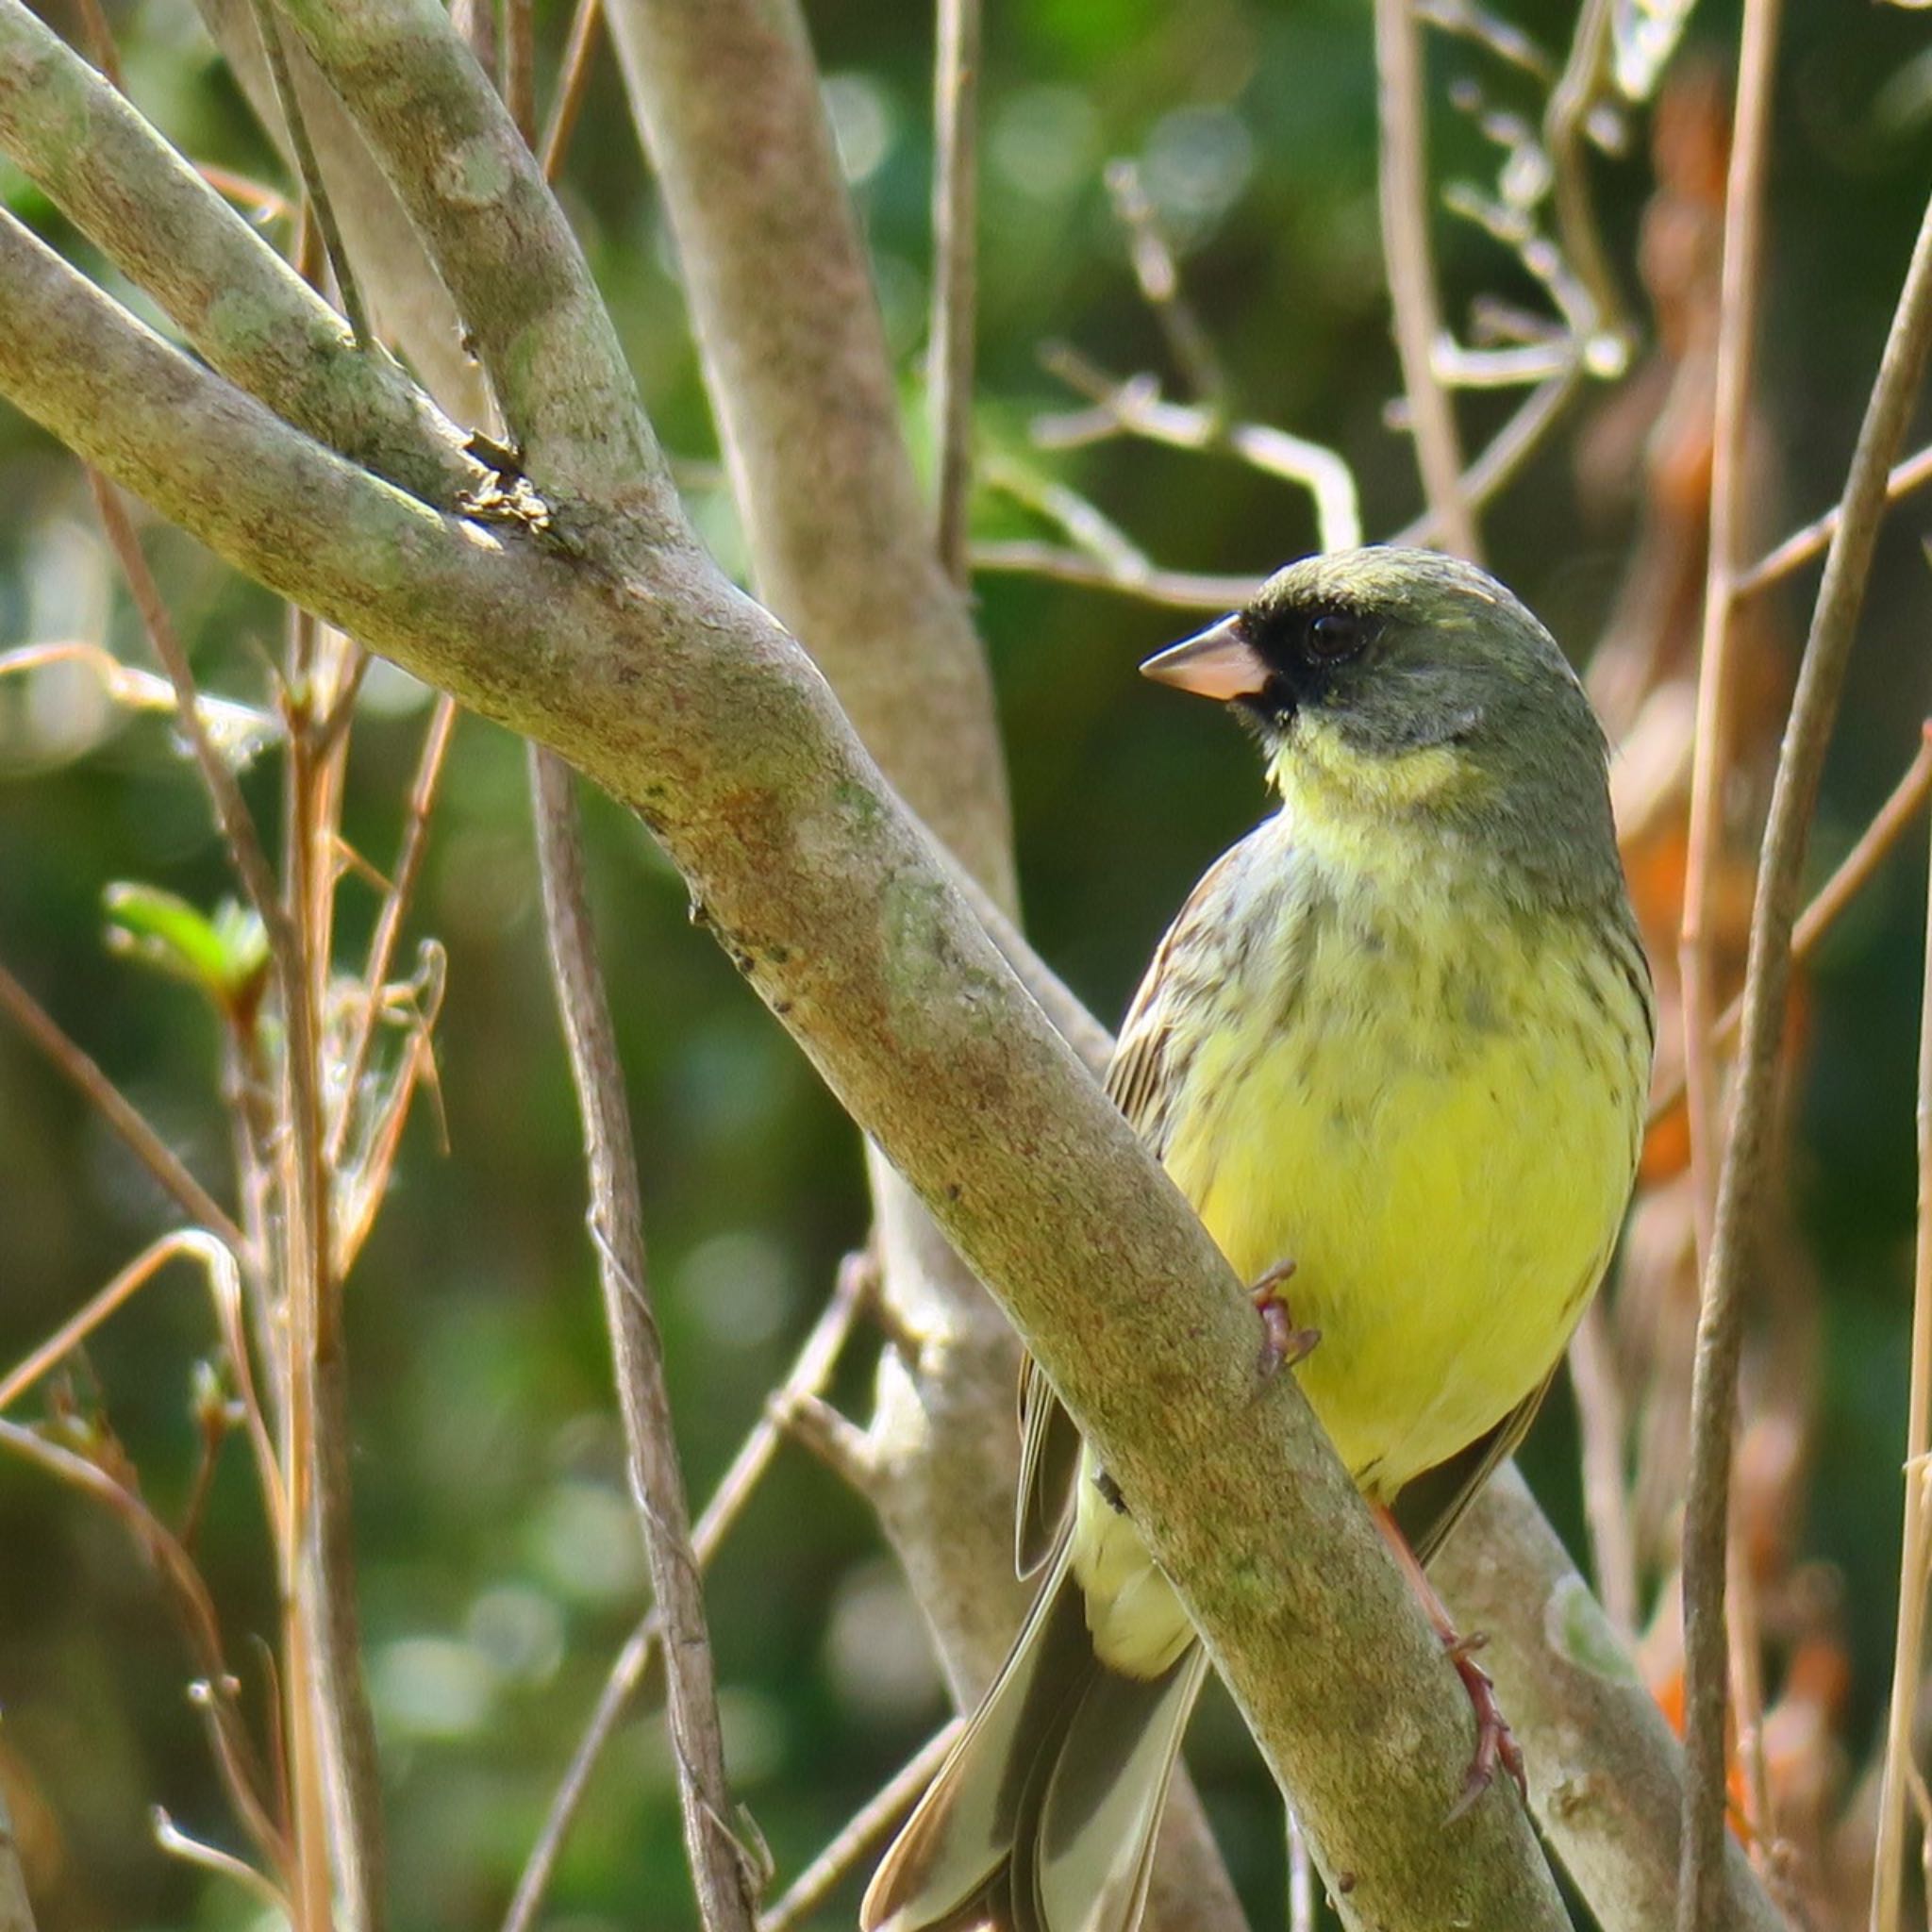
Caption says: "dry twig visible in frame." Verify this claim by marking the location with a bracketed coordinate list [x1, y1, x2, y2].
[928, 0, 979, 584]
[1678, 189, 1932, 1932]
[1871, 737, 1932, 1931]
[1374, 0, 1477, 558]
[500, 1257, 870, 1932]
[758, 1722, 961, 1932]
[530, 746, 759, 1932]
[0, 958, 247, 1256]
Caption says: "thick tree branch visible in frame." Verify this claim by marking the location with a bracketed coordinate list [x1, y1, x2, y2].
[601, 0, 1014, 903]
[274, 0, 671, 528]
[0, 0, 478, 507]
[1439, 1471, 1785, 1932]
[0, 204, 1567, 1932]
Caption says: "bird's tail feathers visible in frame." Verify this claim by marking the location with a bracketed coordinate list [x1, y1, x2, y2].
[861, 1537, 1206, 1932]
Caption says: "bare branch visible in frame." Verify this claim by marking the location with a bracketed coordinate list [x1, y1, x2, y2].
[536, 0, 604, 178]
[247, 0, 371, 343]
[1374, 0, 1478, 558]
[601, 0, 1015, 903]
[152, 1808, 291, 1919]
[1438, 1468, 1787, 1932]
[758, 1723, 962, 1932]
[929, 0, 980, 585]
[275, 0, 670, 523]
[0, 1418, 291, 1884]
[1034, 347, 1361, 552]
[326, 695, 459, 1164]
[0, 957, 247, 1256]
[1678, 188, 1932, 1932]
[970, 541, 1261, 609]
[1541, 0, 1624, 355]
[501, 1259, 870, 1932]
[88, 477, 286, 953]
[530, 747, 759, 1932]
[1737, 442, 1932, 601]
[1649, 724, 1932, 1129]
[0, 0, 478, 506]
[1104, 158, 1227, 408]
[1676, 0, 1783, 1277]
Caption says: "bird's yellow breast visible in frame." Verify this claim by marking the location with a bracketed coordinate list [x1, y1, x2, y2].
[1163, 869, 1643, 1498]
[1070, 759, 1649, 1677]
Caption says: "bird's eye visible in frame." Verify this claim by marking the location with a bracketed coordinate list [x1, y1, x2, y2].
[1304, 611, 1376, 662]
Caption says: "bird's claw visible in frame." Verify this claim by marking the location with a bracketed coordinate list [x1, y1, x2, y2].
[1441, 1631, 1527, 1822]
[1250, 1259, 1319, 1377]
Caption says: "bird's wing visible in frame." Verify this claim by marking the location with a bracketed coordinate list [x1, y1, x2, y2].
[1394, 1362, 1560, 1568]
[1014, 841, 1258, 1575]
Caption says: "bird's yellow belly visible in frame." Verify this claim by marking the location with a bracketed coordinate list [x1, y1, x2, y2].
[1166, 908, 1641, 1501]
[1070, 858, 1647, 1679]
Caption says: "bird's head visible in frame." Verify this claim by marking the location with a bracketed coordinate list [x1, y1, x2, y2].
[1141, 546, 1618, 893]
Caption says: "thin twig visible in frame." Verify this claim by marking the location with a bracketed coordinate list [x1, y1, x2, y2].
[500, 0, 537, 144]
[87, 476, 287, 954]
[1034, 347, 1361, 552]
[1288, 1809, 1315, 1932]
[1568, 1299, 1639, 1638]
[1678, 188, 1932, 1932]
[1391, 369, 1581, 547]
[1676, 0, 1784, 1279]
[284, 705, 385, 1932]
[529, 745, 759, 1932]
[500, 1256, 870, 1932]
[537, 0, 605, 180]
[0, 1234, 229, 1415]
[928, 0, 980, 585]
[0, 1418, 291, 1882]
[1104, 159, 1226, 408]
[1870, 734, 1932, 1932]
[1541, 0, 1623, 356]
[326, 695, 459, 1165]
[968, 541, 1260, 609]
[1374, 0, 1478, 559]
[0, 958, 248, 1256]
[757, 1721, 961, 1932]
[1649, 724, 1932, 1127]
[1737, 442, 1932, 602]
[152, 1808, 291, 1918]
[246, 0, 372, 346]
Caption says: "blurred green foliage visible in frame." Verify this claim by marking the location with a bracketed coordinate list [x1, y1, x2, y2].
[3, 0, 1931, 1926]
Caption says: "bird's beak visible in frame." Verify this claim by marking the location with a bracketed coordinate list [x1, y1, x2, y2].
[1139, 616, 1270, 701]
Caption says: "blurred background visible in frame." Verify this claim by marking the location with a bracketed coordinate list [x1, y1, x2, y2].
[3, 0, 1931, 1924]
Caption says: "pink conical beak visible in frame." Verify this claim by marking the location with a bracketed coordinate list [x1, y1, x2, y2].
[1140, 616, 1270, 701]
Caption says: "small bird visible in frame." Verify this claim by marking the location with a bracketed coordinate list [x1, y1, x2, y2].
[862, 547, 1655, 1932]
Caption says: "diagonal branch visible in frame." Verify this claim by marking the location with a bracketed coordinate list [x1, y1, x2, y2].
[530, 748, 758, 1932]
[0, 195, 1565, 1932]
[0, 0, 478, 507]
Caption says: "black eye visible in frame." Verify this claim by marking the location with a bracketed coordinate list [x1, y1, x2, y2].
[1305, 611, 1375, 662]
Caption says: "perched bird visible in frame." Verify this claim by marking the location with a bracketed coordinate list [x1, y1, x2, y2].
[862, 547, 1655, 1932]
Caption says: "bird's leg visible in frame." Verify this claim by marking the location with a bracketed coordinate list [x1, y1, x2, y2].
[1249, 1257, 1319, 1377]
[1373, 1507, 1526, 1818]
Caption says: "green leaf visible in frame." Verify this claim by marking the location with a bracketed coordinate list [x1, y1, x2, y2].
[103, 883, 270, 1010]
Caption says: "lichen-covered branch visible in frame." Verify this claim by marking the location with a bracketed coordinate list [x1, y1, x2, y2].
[0, 198, 1567, 1932]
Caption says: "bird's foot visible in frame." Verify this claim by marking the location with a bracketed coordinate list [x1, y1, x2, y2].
[1249, 1258, 1319, 1377]
[1441, 1630, 1527, 1821]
